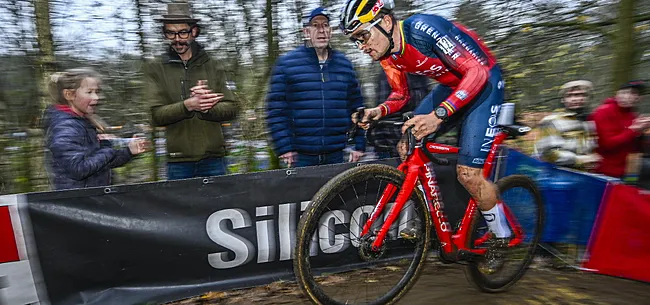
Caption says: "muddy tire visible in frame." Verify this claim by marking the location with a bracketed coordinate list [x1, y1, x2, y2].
[294, 164, 432, 305]
[464, 174, 544, 292]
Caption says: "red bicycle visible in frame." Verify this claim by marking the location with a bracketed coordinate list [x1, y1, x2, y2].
[294, 110, 544, 305]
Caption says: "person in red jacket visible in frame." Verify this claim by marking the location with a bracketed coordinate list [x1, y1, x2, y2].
[591, 80, 649, 178]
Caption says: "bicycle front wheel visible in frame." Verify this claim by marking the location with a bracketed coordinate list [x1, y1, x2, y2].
[294, 164, 432, 305]
[464, 174, 544, 292]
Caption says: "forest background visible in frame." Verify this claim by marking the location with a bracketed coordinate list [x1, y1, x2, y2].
[0, 0, 648, 194]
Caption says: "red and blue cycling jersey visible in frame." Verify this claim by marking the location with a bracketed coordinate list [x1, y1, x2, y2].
[379, 14, 498, 117]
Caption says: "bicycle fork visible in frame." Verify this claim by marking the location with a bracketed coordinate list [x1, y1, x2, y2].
[360, 164, 420, 251]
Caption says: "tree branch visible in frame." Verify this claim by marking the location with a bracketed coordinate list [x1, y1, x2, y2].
[528, 13, 650, 28]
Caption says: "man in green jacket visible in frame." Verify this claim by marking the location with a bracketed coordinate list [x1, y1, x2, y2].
[145, 1, 239, 180]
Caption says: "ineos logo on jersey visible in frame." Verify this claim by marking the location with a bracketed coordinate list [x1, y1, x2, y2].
[481, 105, 500, 152]
[484, 213, 496, 222]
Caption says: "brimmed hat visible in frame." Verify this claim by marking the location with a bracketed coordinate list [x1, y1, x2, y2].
[559, 80, 593, 97]
[156, 1, 200, 24]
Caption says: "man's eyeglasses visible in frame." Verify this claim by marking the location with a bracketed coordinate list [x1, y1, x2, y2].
[349, 19, 382, 47]
[164, 29, 192, 39]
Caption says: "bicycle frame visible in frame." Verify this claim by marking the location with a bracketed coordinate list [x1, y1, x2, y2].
[359, 131, 525, 258]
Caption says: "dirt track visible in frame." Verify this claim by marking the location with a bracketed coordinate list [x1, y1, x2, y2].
[168, 258, 650, 305]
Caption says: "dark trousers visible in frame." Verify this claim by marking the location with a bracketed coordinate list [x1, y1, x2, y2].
[167, 157, 227, 180]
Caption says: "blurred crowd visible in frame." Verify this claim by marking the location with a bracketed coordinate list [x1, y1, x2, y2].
[42, 0, 648, 192]
[531, 80, 648, 185]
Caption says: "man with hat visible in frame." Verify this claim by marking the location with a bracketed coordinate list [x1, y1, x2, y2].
[266, 7, 365, 167]
[591, 80, 649, 178]
[534, 80, 600, 170]
[144, 1, 239, 180]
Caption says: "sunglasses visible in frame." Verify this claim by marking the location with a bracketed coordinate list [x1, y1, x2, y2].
[348, 19, 382, 47]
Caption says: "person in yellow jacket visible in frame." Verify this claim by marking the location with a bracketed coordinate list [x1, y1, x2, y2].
[533, 80, 600, 170]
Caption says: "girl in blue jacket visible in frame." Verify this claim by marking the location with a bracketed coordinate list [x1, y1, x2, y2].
[43, 68, 149, 190]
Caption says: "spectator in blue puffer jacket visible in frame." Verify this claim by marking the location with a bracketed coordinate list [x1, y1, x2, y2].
[266, 7, 365, 167]
[43, 68, 150, 190]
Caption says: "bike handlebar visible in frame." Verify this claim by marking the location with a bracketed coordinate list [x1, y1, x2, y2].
[349, 108, 450, 166]
[349, 107, 530, 166]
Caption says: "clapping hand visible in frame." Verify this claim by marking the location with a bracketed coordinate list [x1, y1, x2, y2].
[128, 134, 151, 155]
[191, 80, 224, 113]
[630, 115, 650, 132]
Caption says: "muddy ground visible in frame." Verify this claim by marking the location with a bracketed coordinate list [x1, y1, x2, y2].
[167, 258, 650, 305]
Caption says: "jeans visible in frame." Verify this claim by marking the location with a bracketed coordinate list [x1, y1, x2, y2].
[295, 151, 344, 167]
[167, 157, 228, 180]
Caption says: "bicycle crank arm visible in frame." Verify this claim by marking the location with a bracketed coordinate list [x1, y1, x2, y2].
[457, 249, 483, 262]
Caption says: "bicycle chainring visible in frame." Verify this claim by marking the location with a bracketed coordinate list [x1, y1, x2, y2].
[477, 239, 508, 275]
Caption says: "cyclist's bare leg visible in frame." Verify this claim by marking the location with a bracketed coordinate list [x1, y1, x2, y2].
[456, 165, 497, 210]
[457, 165, 511, 238]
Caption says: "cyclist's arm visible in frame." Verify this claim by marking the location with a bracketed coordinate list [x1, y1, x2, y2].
[410, 17, 490, 117]
[434, 45, 488, 116]
[378, 60, 411, 116]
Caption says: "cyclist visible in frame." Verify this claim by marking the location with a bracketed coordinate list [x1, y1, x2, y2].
[342, 0, 512, 242]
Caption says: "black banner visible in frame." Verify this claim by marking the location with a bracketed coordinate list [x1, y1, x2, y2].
[22, 157, 469, 305]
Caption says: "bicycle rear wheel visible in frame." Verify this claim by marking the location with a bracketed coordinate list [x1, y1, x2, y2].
[464, 174, 544, 292]
[294, 164, 432, 305]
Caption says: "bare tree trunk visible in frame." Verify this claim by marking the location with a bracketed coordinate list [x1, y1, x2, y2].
[133, 0, 159, 181]
[223, 0, 256, 172]
[32, 0, 56, 192]
[612, 0, 636, 92]
[34, 0, 56, 109]
[266, 0, 279, 68]
[266, 0, 281, 169]
[134, 0, 147, 57]
[295, 0, 305, 42]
